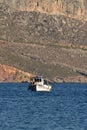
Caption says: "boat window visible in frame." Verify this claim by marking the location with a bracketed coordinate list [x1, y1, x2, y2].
[35, 78, 41, 82]
[44, 80, 48, 85]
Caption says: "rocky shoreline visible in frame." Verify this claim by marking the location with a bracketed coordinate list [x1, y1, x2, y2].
[0, 64, 34, 82]
[0, 64, 87, 83]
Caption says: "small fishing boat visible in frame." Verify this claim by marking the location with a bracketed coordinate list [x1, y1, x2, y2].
[28, 76, 52, 92]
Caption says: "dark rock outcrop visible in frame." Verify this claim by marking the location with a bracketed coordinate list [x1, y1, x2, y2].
[0, 0, 87, 45]
[0, 10, 87, 45]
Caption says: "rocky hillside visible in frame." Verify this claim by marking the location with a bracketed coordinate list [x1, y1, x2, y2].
[0, 11, 87, 46]
[0, 0, 87, 20]
[0, 64, 34, 82]
[0, 0, 87, 82]
[0, 0, 87, 45]
[0, 40, 87, 83]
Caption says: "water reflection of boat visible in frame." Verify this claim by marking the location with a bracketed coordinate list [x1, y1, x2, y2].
[28, 76, 52, 92]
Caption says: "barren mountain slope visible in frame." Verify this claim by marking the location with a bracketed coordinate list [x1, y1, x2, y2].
[0, 0, 87, 82]
[0, 0, 87, 45]
[0, 10, 87, 45]
[0, 40, 87, 82]
[0, 0, 87, 20]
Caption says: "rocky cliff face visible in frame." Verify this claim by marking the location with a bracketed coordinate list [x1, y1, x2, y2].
[0, 0, 87, 20]
[0, 64, 34, 82]
[0, 0, 87, 45]
[0, 8, 87, 45]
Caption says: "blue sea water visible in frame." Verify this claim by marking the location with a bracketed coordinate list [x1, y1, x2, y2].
[0, 83, 87, 130]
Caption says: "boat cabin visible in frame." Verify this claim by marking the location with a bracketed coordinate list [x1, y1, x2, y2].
[30, 76, 44, 85]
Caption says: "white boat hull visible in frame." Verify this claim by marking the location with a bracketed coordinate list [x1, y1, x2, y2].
[29, 84, 51, 92]
[36, 85, 51, 92]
